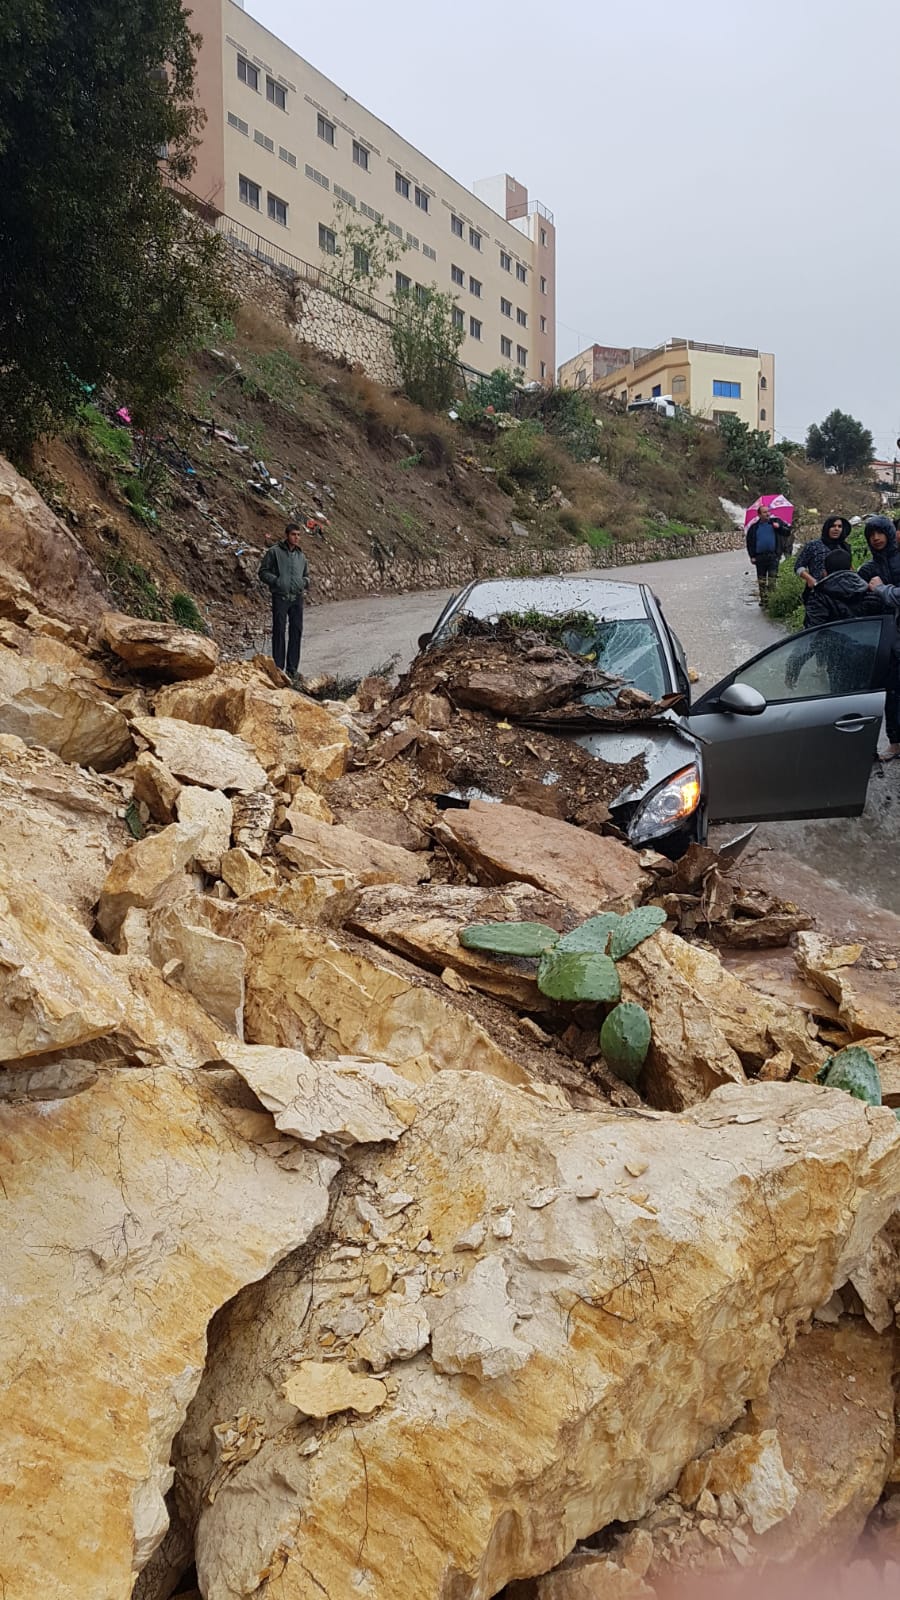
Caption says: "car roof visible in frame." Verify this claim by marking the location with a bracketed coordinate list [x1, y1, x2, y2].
[453, 576, 653, 623]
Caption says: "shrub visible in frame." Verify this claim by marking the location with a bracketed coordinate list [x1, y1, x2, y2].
[170, 591, 206, 632]
[717, 413, 787, 492]
[390, 286, 465, 412]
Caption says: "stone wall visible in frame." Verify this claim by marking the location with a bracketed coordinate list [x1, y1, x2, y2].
[222, 241, 400, 386]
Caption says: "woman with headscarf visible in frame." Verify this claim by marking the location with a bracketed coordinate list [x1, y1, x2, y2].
[858, 514, 900, 586]
[793, 515, 852, 589]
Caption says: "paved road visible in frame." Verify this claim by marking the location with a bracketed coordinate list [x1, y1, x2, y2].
[302, 548, 900, 916]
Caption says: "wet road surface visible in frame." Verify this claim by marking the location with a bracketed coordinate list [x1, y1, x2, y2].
[302, 548, 900, 919]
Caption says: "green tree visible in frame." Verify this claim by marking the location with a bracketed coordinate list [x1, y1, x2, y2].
[323, 199, 406, 294]
[0, 0, 231, 456]
[806, 410, 874, 475]
[716, 413, 787, 492]
[390, 286, 465, 412]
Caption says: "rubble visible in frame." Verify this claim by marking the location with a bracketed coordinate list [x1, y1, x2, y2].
[279, 810, 429, 886]
[131, 713, 268, 793]
[99, 610, 219, 679]
[96, 820, 204, 943]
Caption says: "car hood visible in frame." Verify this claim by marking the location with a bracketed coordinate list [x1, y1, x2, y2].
[571, 717, 698, 810]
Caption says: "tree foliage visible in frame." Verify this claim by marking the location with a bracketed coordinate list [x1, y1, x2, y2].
[324, 200, 406, 294]
[806, 410, 874, 476]
[0, 0, 232, 455]
[390, 287, 465, 412]
[716, 413, 787, 492]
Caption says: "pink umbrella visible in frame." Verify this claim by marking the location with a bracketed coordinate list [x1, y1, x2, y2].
[744, 493, 794, 528]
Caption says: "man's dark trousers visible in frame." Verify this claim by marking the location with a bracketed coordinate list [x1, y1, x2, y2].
[271, 593, 304, 676]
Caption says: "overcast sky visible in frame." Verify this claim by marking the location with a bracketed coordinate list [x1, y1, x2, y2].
[249, 0, 900, 457]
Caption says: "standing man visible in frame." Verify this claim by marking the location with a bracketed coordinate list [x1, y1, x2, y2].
[258, 522, 309, 678]
[745, 504, 790, 606]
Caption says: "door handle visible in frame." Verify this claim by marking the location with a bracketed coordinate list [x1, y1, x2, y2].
[833, 716, 876, 732]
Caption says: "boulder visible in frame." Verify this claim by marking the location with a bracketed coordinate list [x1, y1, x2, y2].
[795, 932, 900, 1044]
[214, 1040, 418, 1149]
[282, 777, 334, 825]
[219, 847, 278, 899]
[97, 821, 203, 944]
[0, 736, 125, 925]
[130, 715, 267, 795]
[173, 1077, 900, 1600]
[0, 452, 108, 621]
[436, 801, 649, 914]
[231, 789, 275, 858]
[0, 869, 127, 1060]
[132, 751, 182, 825]
[0, 1060, 337, 1600]
[279, 813, 428, 888]
[0, 641, 132, 769]
[344, 804, 430, 852]
[153, 666, 350, 783]
[99, 612, 219, 680]
[175, 787, 233, 876]
[148, 905, 246, 1035]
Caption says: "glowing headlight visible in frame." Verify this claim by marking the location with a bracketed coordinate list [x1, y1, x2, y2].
[628, 763, 701, 845]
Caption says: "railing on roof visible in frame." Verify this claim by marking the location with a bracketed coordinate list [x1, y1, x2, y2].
[167, 176, 398, 325]
[636, 337, 760, 365]
[508, 198, 555, 225]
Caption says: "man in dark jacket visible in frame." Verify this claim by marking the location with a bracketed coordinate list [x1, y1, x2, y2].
[858, 515, 900, 586]
[802, 547, 885, 627]
[745, 506, 791, 605]
[258, 523, 309, 677]
[793, 515, 851, 589]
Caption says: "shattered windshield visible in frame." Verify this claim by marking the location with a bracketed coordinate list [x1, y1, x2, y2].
[554, 618, 668, 704]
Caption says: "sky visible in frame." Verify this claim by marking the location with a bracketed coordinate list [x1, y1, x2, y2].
[249, 0, 900, 458]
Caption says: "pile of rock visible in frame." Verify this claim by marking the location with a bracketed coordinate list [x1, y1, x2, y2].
[2, 470, 900, 1600]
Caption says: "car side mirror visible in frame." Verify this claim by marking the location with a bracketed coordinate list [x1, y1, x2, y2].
[417, 631, 433, 651]
[718, 682, 767, 715]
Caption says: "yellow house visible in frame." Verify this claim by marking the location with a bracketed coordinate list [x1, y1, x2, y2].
[559, 339, 775, 440]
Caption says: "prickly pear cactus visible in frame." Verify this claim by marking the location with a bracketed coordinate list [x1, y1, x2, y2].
[815, 1045, 882, 1107]
[608, 906, 667, 961]
[459, 921, 560, 957]
[537, 949, 621, 1004]
[556, 914, 620, 956]
[599, 1002, 652, 1086]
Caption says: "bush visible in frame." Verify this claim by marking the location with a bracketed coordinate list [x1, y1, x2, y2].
[494, 421, 556, 488]
[717, 413, 787, 492]
[391, 287, 465, 412]
[557, 509, 583, 538]
[170, 591, 206, 632]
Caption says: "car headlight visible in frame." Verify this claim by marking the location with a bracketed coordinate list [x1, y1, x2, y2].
[628, 763, 701, 845]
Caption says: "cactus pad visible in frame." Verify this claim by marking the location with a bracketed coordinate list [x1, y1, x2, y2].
[537, 950, 621, 1004]
[608, 906, 667, 961]
[815, 1045, 882, 1107]
[600, 1002, 652, 1085]
[459, 921, 560, 958]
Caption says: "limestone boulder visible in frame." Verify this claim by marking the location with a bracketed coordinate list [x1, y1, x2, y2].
[0, 452, 108, 621]
[231, 789, 275, 858]
[214, 1041, 418, 1149]
[219, 847, 277, 899]
[148, 904, 246, 1035]
[0, 736, 126, 924]
[132, 750, 182, 825]
[0, 640, 132, 769]
[436, 800, 649, 914]
[153, 665, 350, 783]
[130, 715, 267, 794]
[174, 1077, 900, 1600]
[796, 932, 900, 1044]
[97, 821, 203, 944]
[0, 1061, 337, 1600]
[175, 786, 233, 876]
[282, 778, 334, 826]
[99, 611, 219, 679]
[0, 869, 128, 1059]
[279, 813, 428, 888]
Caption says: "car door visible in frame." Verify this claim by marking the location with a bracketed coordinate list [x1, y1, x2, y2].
[688, 617, 893, 823]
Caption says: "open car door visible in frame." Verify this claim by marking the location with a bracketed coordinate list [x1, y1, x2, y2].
[688, 617, 893, 824]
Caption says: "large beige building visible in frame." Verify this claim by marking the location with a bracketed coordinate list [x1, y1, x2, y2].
[189, 0, 556, 383]
[559, 338, 775, 439]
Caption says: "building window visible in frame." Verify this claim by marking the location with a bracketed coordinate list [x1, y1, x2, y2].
[500, 297, 512, 317]
[713, 379, 741, 398]
[395, 172, 410, 199]
[713, 409, 736, 422]
[254, 130, 274, 152]
[353, 244, 369, 276]
[501, 335, 512, 358]
[227, 112, 249, 136]
[760, 375, 768, 389]
[319, 222, 337, 254]
[470, 316, 482, 340]
[651, 385, 661, 398]
[268, 192, 288, 226]
[540, 227, 547, 247]
[334, 185, 356, 208]
[266, 76, 286, 110]
[540, 315, 547, 333]
[317, 114, 335, 145]
[451, 265, 464, 286]
[451, 214, 464, 237]
[406, 232, 419, 249]
[360, 202, 382, 223]
[305, 165, 329, 189]
[516, 262, 526, 283]
[415, 283, 429, 306]
[760, 408, 767, 422]
[352, 141, 369, 171]
[500, 250, 511, 272]
[239, 174, 260, 210]
[517, 344, 528, 366]
[621, 390, 628, 402]
[540, 361, 547, 378]
[672, 376, 687, 394]
[387, 220, 403, 239]
[517, 308, 527, 327]
[279, 146, 297, 167]
[414, 186, 429, 212]
[237, 56, 259, 91]
[469, 276, 481, 297]
[540, 275, 547, 294]
[452, 306, 464, 329]
[396, 270, 411, 294]
[423, 244, 436, 261]
[469, 227, 481, 250]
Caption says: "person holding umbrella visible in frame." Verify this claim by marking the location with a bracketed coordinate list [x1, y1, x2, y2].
[745, 496, 793, 606]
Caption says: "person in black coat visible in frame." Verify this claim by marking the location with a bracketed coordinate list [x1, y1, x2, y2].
[745, 506, 791, 605]
[858, 515, 900, 587]
[803, 547, 885, 626]
[793, 515, 852, 589]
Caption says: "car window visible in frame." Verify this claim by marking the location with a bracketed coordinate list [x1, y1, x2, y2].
[735, 619, 883, 702]
[565, 619, 668, 702]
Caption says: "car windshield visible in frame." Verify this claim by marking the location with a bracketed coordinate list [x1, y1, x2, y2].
[554, 617, 668, 703]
